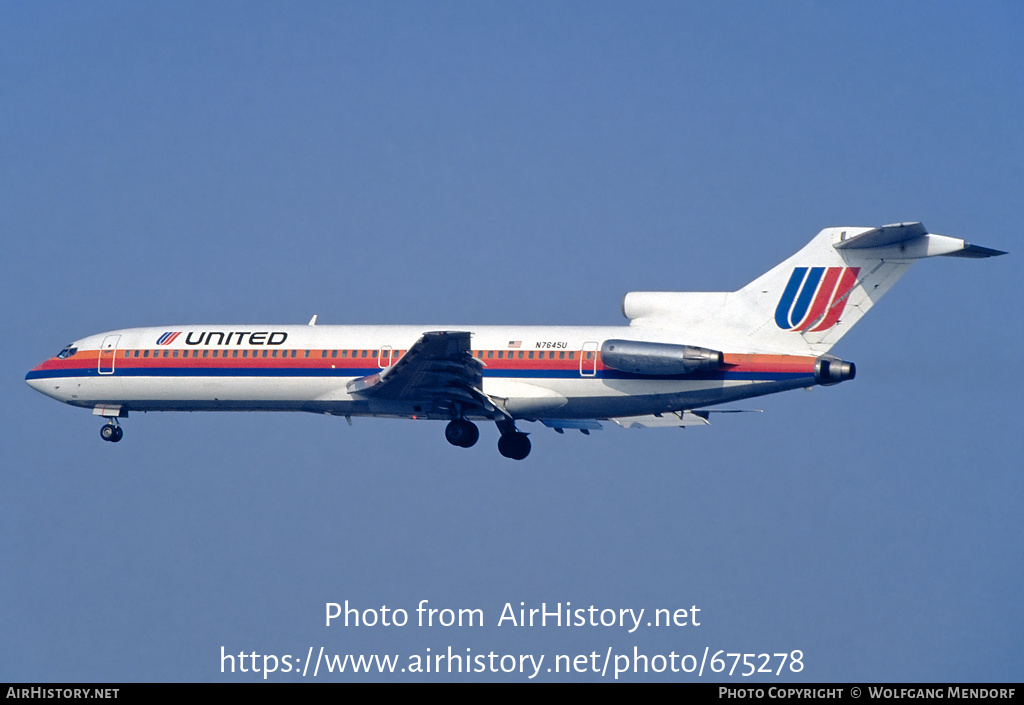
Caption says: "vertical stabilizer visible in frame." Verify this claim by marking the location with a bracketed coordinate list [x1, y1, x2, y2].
[624, 223, 1005, 355]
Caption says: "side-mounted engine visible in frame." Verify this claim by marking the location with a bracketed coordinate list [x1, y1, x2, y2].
[601, 339, 723, 376]
[814, 355, 856, 386]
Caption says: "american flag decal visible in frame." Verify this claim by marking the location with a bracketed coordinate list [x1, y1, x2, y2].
[507, 341, 522, 349]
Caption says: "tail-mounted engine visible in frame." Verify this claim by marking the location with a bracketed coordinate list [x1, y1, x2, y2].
[601, 339, 723, 376]
[815, 356, 856, 386]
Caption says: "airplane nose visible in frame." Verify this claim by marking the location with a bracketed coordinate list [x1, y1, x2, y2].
[26, 365, 68, 402]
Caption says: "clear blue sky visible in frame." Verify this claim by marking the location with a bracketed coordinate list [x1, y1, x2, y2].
[2, 2, 1020, 682]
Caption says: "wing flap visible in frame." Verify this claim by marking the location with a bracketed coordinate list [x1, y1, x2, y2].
[610, 411, 711, 428]
[610, 409, 763, 428]
[541, 419, 604, 431]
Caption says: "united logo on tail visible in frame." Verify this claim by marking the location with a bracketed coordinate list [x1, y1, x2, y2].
[774, 267, 860, 332]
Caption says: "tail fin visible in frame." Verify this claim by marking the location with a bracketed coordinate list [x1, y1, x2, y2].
[624, 222, 1005, 355]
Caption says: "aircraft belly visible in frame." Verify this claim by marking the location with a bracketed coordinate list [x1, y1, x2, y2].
[64, 375, 356, 412]
[523, 376, 812, 419]
[46, 368, 815, 421]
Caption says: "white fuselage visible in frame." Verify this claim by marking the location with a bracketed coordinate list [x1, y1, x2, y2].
[25, 324, 818, 422]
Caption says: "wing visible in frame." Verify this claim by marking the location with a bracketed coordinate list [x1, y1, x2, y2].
[346, 331, 504, 418]
[608, 409, 764, 429]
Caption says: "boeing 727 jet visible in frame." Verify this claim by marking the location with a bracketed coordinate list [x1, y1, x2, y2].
[26, 222, 1004, 459]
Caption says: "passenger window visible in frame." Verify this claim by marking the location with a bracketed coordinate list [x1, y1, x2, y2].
[143, 350, 150, 358]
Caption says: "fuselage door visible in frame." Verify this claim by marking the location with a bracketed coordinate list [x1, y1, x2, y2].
[98, 334, 120, 375]
[378, 345, 394, 369]
[580, 341, 598, 377]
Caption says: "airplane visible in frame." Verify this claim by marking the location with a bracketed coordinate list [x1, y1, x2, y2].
[26, 222, 1004, 459]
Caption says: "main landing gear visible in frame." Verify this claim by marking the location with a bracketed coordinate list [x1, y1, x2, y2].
[497, 431, 530, 460]
[444, 417, 531, 459]
[100, 422, 123, 443]
[445, 418, 479, 448]
[495, 418, 530, 460]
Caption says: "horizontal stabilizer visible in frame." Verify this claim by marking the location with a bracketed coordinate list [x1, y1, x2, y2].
[941, 243, 1007, 258]
[833, 222, 927, 249]
[835, 222, 1006, 259]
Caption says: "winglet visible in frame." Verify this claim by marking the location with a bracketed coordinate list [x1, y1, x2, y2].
[308, 315, 318, 326]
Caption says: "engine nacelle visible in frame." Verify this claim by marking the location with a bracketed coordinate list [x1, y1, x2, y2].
[601, 339, 724, 376]
[814, 356, 856, 386]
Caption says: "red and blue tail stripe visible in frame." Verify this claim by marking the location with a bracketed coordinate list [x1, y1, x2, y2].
[775, 267, 860, 332]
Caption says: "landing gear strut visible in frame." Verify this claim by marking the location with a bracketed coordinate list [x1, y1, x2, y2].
[100, 422, 123, 443]
[445, 419, 479, 448]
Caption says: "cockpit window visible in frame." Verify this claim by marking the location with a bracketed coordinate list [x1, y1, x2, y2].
[56, 345, 78, 359]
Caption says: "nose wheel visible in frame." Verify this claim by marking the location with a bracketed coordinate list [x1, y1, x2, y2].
[100, 423, 123, 443]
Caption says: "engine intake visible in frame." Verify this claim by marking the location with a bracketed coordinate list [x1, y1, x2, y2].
[815, 357, 856, 386]
[601, 339, 724, 376]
